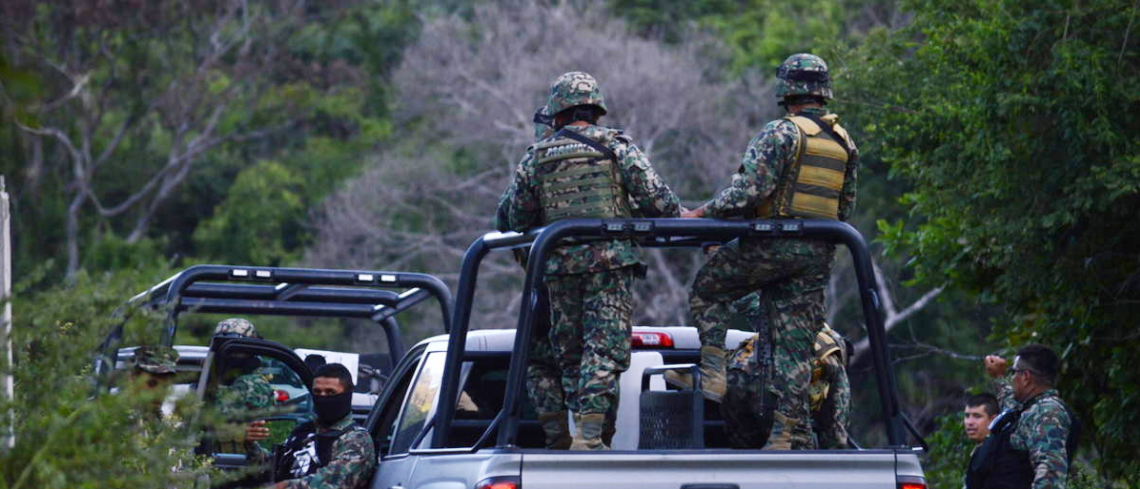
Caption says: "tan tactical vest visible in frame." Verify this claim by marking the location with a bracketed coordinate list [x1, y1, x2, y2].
[759, 114, 853, 220]
[533, 133, 630, 224]
[809, 323, 847, 412]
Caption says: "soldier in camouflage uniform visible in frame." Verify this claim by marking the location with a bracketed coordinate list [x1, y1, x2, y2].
[496, 71, 682, 450]
[129, 345, 180, 419]
[808, 323, 851, 449]
[680, 53, 859, 449]
[722, 294, 851, 449]
[968, 345, 1077, 489]
[269, 363, 375, 489]
[212, 318, 275, 464]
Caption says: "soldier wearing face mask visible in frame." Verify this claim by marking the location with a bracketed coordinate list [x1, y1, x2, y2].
[269, 363, 375, 489]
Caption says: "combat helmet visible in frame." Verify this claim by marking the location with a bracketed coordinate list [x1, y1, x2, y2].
[775, 53, 832, 100]
[132, 345, 179, 375]
[214, 317, 261, 339]
[533, 105, 554, 141]
[546, 71, 608, 117]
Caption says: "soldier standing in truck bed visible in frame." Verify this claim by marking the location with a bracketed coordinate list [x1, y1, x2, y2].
[496, 71, 681, 449]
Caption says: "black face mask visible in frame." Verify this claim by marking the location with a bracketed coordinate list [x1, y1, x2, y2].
[313, 391, 353, 425]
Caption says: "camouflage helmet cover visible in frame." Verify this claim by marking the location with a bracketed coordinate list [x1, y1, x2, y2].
[214, 317, 261, 339]
[133, 345, 179, 375]
[546, 71, 608, 117]
[775, 53, 832, 100]
[533, 105, 554, 141]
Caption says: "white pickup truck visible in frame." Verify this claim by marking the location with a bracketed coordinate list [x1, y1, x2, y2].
[361, 218, 927, 489]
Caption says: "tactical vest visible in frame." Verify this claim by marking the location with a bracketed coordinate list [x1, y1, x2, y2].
[759, 114, 852, 220]
[533, 128, 631, 225]
[966, 394, 1080, 489]
[809, 324, 846, 412]
[273, 421, 363, 481]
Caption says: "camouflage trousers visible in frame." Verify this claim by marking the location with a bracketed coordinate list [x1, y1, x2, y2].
[527, 267, 634, 417]
[811, 354, 851, 449]
[690, 237, 833, 449]
[526, 285, 567, 415]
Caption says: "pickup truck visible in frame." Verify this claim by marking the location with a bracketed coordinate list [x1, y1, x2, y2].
[92, 265, 454, 466]
[360, 218, 928, 489]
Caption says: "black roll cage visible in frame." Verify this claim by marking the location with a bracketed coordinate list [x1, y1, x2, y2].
[93, 265, 454, 384]
[431, 218, 912, 450]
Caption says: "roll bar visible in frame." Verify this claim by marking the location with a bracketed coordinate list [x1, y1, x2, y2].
[93, 265, 453, 383]
[431, 218, 908, 449]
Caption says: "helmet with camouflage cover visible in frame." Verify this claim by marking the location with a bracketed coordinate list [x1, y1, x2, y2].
[214, 317, 261, 339]
[132, 345, 179, 375]
[546, 71, 608, 117]
[533, 105, 554, 141]
[775, 53, 832, 100]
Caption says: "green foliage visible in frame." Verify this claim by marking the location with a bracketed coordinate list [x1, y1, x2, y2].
[832, 0, 1140, 479]
[610, 0, 875, 73]
[0, 265, 220, 488]
[922, 412, 973, 489]
[704, 0, 846, 74]
[193, 160, 306, 265]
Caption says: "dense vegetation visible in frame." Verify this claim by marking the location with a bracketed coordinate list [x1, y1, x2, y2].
[1, 0, 1136, 486]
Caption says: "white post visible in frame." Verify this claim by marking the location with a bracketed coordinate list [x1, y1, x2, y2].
[1, 175, 12, 451]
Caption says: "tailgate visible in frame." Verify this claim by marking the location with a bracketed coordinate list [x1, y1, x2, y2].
[522, 450, 898, 489]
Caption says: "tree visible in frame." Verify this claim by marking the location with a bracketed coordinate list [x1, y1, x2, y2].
[2, 0, 320, 277]
[832, 0, 1140, 479]
[0, 264, 220, 488]
[308, 0, 768, 333]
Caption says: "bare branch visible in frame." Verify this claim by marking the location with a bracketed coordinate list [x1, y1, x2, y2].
[849, 259, 945, 365]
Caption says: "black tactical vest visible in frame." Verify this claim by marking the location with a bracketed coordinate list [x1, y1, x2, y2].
[965, 394, 1079, 489]
[274, 421, 361, 481]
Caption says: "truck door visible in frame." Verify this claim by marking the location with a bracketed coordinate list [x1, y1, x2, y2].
[367, 348, 447, 489]
[202, 338, 314, 475]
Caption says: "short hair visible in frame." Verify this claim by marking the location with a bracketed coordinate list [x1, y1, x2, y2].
[313, 363, 354, 392]
[1017, 343, 1059, 386]
[304, 354, 327, 371]
[966, 392, 999, 417]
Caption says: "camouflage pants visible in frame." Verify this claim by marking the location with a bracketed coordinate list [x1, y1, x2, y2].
[526, 285, 569, 415]
[531, 267, 634, 416]
[812, 356, 851, 449]
[690, 237, 833, 449]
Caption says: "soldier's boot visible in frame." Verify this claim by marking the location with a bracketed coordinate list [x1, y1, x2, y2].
[663, 346, 727, 402]
[538, 411, 572, 450]
[570, 413, 609, 450]
[761, 412, 795, 450]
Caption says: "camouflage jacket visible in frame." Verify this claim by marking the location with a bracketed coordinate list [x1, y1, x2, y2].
[280, 414, 376, 489]
[705, 107, 858, 221]
[993, 379, 1072, 489]
[496, 123, 681, 275]
[216, 371, 275, 458]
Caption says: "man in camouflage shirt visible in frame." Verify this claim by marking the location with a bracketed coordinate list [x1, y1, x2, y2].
[968, 345, 1077, 489]
[269, 363, 374, 489]
[212, 318, 275, 463]
[496, 71, 681, 449]
[680, 53, 859, 449]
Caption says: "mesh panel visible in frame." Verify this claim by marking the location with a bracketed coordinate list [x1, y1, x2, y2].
[638, 388, 704, 449]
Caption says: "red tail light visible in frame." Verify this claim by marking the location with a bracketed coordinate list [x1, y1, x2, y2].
[474, 476, 520, 489]
[631, 331, 674, 348]
[897, 475, 926, 489]
[275, 389, 290, 402]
